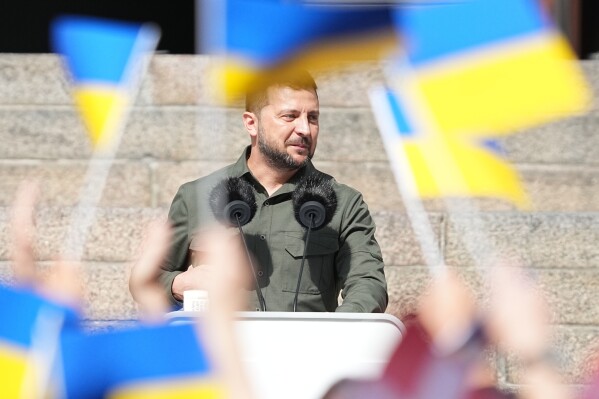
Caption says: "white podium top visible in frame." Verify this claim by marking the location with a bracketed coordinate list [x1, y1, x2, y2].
[166, 311, 405, 399]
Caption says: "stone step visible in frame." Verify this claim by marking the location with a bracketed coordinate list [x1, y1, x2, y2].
[2, 102, 599, 166]
[1, 54, 598, 109]
[1, 207, 598, 269]
[0, 158, 598, 212]
[2, 207, 599, 267]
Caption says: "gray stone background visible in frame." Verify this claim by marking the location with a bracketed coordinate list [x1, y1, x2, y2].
[1, 54, 599, 393]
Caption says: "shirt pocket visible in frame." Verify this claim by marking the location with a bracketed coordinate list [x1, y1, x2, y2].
[281, 231, 339, 295]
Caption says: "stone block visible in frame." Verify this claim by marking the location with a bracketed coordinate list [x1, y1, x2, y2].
[521, 166, 599, 212]
[373, 211, 443, 266]
[384, 265, 430, 320]
[0, 207, 165, 262]
[0, 108, 91, 159]
[505, 326, 599, 385]
[153, 161, 232, 207]
[119, 107, 248, 161]
[0, 161, 151, 207]
[139, 55, 217, 105]
[316, 108, 388, 162]
[444, 213, 533, 267]
[503, 116, 599, 165]
[582, 61, 599, 113]
[80, 261, 138, 320]
[527, 214, 599, 268]
[536, 269, 599, 325]
[0, 54, 71, 105]
[317, 162, 403, 212]
[445, 213, 599, 268]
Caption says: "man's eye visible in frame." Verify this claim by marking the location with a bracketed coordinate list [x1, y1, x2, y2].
[282, 114, 295, 120]
[309, 115, 319, 123]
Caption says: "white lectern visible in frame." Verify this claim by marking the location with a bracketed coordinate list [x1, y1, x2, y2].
[166, 311, 405, 399]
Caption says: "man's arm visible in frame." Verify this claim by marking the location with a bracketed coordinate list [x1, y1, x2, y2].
[334, 191, 388, 313]
[158, 185, 191, 306]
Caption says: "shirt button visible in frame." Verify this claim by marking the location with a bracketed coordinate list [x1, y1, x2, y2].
[257, 271, 264, 277]
[264, 201, 270, 206]
[260, 234, 266, 240]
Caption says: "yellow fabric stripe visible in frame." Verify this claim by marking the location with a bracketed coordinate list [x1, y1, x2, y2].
[0, 345, 34, 397]
[415, 34, 590, 135]
[73, 87, 129, 149]
[108, 377, 225, 399]
[403, 134, 529, 208]
[217, 30, 398, 102]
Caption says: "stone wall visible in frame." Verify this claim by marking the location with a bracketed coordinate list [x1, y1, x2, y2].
[1, 54, 599, 392]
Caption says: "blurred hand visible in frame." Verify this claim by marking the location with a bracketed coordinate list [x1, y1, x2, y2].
[485, 267, 550, 359]
[129, 220, 173, 321]
[172, 225, 251, 311]
[418, 269, 478, 353]
[10, 181, 82, 307]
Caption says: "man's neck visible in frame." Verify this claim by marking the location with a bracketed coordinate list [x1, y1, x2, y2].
[247, 150, 299, 196]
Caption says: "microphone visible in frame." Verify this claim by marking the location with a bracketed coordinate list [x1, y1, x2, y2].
[291, 175, 337, 312]
[208, 177, 267, 311]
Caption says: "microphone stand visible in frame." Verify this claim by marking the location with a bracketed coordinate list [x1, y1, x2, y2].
[235, 213, 267, 312]
[293, 213, 314, 312]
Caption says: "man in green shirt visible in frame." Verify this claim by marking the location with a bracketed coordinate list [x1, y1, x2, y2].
[159, 71, 387, 312]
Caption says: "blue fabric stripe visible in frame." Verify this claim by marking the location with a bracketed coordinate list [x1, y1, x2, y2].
[61, 323, 213, 397]
[396, 0, 550, 65]
[52, 16, 144, 84]
[385, 89, 415, 137]
[480, 139, 505, 156]
[226, 0, 393, 66]
[0, 285, 79, 348]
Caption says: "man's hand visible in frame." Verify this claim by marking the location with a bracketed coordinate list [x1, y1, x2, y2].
[172, 226, 251, 311]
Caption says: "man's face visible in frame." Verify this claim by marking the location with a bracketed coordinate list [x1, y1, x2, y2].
[255, 85, 319, 170]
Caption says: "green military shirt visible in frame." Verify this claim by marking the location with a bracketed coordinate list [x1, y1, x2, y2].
[159, 147, 388, 312]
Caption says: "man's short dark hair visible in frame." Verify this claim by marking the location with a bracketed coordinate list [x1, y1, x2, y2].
[245, 70, 318, 115]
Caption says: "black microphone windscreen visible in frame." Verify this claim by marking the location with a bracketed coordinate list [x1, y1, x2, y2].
[292, 174, 337, 230]
[209, 177, 257, 226]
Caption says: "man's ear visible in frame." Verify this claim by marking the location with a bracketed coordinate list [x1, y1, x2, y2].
[242, 111, 259, 138]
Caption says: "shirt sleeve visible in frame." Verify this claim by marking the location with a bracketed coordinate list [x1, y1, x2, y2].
[335, 191, 388, 313]
[158, 184, 191, 307]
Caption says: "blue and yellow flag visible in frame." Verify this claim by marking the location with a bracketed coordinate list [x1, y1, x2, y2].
[393, 0, 590, 136]
[52, 17, 159, 149]
[0, 284, 79, 398]
[369, 86, 529, 208]
[60, 323, 223, 398]
[205, 0, 396, 101]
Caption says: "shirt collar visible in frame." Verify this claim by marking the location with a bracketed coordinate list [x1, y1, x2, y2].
[232, 146, 315, 196]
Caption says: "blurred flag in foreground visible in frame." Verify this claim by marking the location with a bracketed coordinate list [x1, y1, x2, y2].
[203, 0, 396, 101]
[60, 323, 223, 398]
[369, 86, 530, 208]
[52, 17, 159, 149]
[393, 0, 590, 136]
[0, 284, 79, 398]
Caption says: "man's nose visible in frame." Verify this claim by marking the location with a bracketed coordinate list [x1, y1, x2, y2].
[295, 115, 310, 135]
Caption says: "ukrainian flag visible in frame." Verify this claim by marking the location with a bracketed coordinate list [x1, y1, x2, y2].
[208, 0, 397, 101]
[394, 0, 590, 136]
[52, 17, 159, 149]
[60, 323, 223, 398]
[369, 86, 529, 208]
[0, 284, 79, 398]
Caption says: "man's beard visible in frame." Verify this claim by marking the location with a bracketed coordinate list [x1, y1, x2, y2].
[257, 126, 312, 171]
